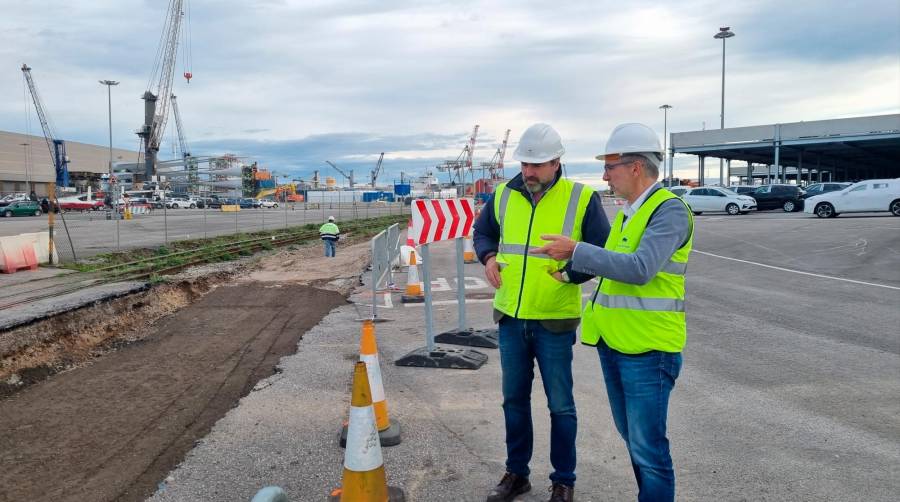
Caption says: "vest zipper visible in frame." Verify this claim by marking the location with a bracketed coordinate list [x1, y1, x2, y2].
[513, 196, 538, 318]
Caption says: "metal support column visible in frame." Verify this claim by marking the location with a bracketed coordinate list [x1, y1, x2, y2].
[773, 124, 781, 184]
[668, 133, 675, 184]
[725, 159, 731, 186]
[699, 156, 706, 185]
[798, 150, 804, 186]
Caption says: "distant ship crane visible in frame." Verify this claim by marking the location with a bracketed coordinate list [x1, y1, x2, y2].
[370, 152, 385, 188]
[325, 160, 355, 188]
[21, 64, 70, 187]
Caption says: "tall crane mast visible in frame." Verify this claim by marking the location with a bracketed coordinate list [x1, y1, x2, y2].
[464, 124, 480, 172]
[138, 0, 186, 180]
[21, 64, 70, 187]
[495, 129, 511, 179]
[171, 95, 189, 159]
[370, 152, 385, 188]
[325, 161, 355, 188]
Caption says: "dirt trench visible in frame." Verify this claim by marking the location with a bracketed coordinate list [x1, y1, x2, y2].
[0, 240, 371, 502]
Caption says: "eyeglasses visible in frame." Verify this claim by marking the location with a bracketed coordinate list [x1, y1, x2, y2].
[603, 159, 635, 172]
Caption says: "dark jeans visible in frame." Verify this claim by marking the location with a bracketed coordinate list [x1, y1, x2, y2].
[323, 240, 336, 257]
[498, 317, 577, 487]
[597, 338, 682, 502]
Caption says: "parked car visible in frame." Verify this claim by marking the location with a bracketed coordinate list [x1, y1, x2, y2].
[804, 179, 900, 218]
[680, 186, 757, 215]
[2, 200, 43, 217]
[238, 198, 256, 209]
[749, 184, 805, 212]
[0, 193, 30, 208]
[206, 198, 224, 209]
[257, 199, 279, 208]
[726, 185, 757, 195]
[800, 182, 852, 200]
[166, 196, 197, 209]
[57, 195, 106, 212]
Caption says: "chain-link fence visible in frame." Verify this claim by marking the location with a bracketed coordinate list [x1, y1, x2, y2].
[26, 201, 407, 263]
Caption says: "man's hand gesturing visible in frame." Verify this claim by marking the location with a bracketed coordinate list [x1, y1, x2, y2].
[485, 255, 502, 289]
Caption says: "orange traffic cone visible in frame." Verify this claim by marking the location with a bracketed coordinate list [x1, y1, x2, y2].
[401, 250, 424, 303]
[463, 235, 477, 263]
[341, 321, 401, 447]
[330, 362, 405, 502]
[406, 219, 415, 247]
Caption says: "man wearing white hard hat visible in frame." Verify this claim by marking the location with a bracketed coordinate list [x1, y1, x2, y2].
[533, 123, 693, 502]
[473, 123, 610, 502]
[319, 216, 340, 257]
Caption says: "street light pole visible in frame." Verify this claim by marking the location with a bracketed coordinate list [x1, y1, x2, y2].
[100, 79, 120, 250]
[659, 104, 672, 186]
[714, 26, 734, 186]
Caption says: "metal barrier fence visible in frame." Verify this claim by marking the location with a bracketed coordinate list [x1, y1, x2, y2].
[368, 222, 401, 320]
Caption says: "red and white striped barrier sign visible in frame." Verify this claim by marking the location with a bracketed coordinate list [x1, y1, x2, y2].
[410, 198, 475, 245]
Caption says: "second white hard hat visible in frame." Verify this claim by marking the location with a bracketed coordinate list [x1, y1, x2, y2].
[512, 123, 565, 163]
[597, 123, 662, 161]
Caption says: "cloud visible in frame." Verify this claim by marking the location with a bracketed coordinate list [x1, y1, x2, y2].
[1, 0, 897, 186]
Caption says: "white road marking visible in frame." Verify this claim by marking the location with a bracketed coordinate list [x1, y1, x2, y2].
[694, 250, 900, 291]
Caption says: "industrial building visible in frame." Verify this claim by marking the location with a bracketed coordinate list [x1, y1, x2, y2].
[0, 130, 137, 197]
[669, 114, 900, 186]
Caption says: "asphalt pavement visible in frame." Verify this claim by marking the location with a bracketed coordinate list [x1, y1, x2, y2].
[148, 209, 899, 501]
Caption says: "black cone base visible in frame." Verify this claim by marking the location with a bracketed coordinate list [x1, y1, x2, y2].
[394, 346, 488, 369]
[435, 327, 499, 348]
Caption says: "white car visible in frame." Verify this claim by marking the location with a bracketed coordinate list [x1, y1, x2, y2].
[804, 179, 900, 218]
[678, 186, 757, 215]
[257, 199, 279, 208]
[166, 198, 197, 209]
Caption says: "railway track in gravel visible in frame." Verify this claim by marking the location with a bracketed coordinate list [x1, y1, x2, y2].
[0, 217, 402, 311]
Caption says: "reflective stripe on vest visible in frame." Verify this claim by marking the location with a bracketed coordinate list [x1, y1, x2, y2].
[593, 293, 685, 312]
[492, 178, 594, 319]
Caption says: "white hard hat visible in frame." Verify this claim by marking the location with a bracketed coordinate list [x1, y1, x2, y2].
[512, 123, 565, 163]
[597, 123, 662, 161]
[328, 215, 335, 221]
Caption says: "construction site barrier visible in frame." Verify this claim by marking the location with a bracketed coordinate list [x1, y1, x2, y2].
[394, 199, 490, 369]
[220, 205, 240, 212]
[0, 231, 58, 273]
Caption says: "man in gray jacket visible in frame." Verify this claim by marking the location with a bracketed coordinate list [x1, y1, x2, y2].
[532, 122, 693, 502]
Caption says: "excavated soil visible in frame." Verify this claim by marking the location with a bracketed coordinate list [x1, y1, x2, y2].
[0, 240, 371, 502]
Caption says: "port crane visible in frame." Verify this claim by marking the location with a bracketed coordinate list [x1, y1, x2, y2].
[21, 64, 70, 187]
[479, 128, 511, 181]
[370, 152, 385, 188]
[325, 161, 355, 188]
[437, 124, 479, 191]
[137, 0, 188, 179]
[170, 94, 198, 189]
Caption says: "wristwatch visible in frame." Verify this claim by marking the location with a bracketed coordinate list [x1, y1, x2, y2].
[559, 270, 570, 283]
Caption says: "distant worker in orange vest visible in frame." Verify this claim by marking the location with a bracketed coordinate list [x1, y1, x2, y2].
[319, 216, 341, 257]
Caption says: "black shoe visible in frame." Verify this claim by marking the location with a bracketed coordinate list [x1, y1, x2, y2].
[548, 483, 574, 502]
[486, 472, 531, 502]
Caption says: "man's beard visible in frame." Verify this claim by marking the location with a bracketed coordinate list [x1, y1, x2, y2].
[525, 178, 545, 193]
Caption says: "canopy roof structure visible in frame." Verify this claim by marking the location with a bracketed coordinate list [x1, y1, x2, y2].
[669, 114, 900, 185]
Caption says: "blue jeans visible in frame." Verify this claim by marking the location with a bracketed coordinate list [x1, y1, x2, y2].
[498, 317, 577, 487]
[597, 338, 682, 502]
[323, 240, 336, 257]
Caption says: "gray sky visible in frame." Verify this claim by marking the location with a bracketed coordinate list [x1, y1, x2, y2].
[2, 0, 898, 187]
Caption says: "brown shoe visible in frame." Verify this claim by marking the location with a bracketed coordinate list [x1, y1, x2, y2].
[486, 472, 531, 502]
[548, 482, 574, 502]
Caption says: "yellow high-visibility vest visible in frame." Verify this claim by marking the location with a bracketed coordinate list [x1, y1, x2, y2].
[492, 178, 594, 319]
[581, 188, 693, 353]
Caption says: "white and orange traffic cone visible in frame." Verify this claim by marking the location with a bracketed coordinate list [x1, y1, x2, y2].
[463, 235, 477, 263]
[406, 219, 415, 247]
[330, 362, 405, 502]
[401, 250, 424, 303]
[341, 320, 401, 447]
